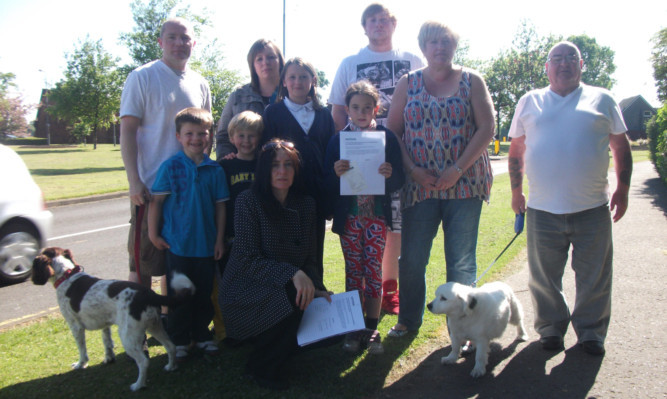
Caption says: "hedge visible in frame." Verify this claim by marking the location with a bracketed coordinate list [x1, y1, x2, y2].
[647, 103, 667, 185]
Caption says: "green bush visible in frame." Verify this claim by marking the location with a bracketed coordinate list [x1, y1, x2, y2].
[2, 136, 48, 146]
[647, 104, 667, 185]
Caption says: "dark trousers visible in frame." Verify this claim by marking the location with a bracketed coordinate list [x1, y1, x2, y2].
[245, 282, 302, 381]
[166, 251, 215, 346]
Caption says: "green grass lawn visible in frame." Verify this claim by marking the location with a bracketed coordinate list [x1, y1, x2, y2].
[13, 144, 128, 201]
[0, 173, 524, 398]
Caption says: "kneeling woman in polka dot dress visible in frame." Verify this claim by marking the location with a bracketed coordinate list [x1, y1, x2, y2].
[220, 139, 331, 390]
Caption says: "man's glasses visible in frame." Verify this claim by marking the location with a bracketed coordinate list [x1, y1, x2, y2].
[548, 54, 579, 65]
[262, 140, 295, 151]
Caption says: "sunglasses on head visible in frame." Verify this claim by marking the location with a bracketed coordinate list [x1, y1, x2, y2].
[262, 140, 295, 151]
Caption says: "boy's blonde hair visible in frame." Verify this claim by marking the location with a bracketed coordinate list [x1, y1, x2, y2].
[175, 107, 213, 133]
[228, 110, 264, 138]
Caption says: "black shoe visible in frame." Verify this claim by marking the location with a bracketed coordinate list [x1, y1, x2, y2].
[540, 336, 564, 351]
[581, 340, 605, 356]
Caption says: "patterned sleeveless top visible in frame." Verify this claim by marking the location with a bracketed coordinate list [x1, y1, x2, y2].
[401, 69, 493, 209]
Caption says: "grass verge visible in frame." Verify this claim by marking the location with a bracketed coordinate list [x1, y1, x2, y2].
[12, 144, 127, 201]
[0, 174, 524, 398]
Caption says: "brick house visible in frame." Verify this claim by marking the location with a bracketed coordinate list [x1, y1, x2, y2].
[34, 89, 119, 144]
[619, 95, 656, 141]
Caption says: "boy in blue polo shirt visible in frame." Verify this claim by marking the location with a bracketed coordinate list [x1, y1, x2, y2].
[148, 107, 229, 361]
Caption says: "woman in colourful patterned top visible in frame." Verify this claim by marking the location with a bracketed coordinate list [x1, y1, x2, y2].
[385, 21, 495, 337]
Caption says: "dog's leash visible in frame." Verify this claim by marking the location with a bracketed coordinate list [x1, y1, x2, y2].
[473, 213, 524, 286]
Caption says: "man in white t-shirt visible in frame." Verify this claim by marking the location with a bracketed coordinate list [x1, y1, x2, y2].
[328, 3, 423, 317]
[120, 18, 211, 289]
[508, 41, 633, 356]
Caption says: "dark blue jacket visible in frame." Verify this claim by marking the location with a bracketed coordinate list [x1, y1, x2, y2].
[262, 102, 335, 218]
[324, 125, 405, 235]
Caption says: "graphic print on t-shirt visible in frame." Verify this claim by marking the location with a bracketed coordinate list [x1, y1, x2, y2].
[356, 60, 414, 120]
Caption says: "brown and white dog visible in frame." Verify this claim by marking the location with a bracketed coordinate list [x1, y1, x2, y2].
[427, 281, 528, 378]
[32, 247, 194, 391]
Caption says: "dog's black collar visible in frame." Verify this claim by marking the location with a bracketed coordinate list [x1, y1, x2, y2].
[54, 266, 82, 289]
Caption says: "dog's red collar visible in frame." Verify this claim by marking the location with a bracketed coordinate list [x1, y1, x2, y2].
[54, 266, 82, 289]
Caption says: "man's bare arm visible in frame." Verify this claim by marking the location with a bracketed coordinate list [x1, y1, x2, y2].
[508, 135, 527, 214]
[120, 115, 149, 205]
[609, 133, 633, 222]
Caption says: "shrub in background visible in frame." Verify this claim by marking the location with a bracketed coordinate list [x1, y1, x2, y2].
[2, 137, 48, 146]
[647, 103, 667, 185]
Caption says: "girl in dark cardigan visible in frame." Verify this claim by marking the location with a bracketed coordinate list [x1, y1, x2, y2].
[324, 81, 405, 355]
[262, 57, 335, 279]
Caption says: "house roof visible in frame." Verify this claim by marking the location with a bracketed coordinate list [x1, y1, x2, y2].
[619, 95, 656, 113]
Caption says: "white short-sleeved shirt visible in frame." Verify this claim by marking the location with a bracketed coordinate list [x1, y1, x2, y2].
[328, 46, 423, 125]
[508, 84, 627, 214]
[120, 60, 211, 189]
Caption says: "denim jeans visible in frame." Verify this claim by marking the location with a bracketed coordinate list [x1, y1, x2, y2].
[527, 205, 613, 343]
[398, 198, 483, 330]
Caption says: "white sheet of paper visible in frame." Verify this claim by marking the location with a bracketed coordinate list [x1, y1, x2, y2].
[296, 290, 366, 346]
[340, 130, 385, 195]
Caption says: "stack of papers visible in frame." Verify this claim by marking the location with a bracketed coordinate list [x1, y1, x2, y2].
[296, 291, 366, 346]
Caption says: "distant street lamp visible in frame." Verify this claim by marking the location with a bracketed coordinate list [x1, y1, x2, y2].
[38, 69, 51, 146]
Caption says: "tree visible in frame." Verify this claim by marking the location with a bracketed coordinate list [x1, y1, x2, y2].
[189, 40, 243, 122]
[646, 104, 667, 184]
[651, 28, 667, 102]
[317, 70, 330, 91]
[315, 70, 330, 104]
[568, 34, 616, 89]
[0, 95, 32, 139]
[49, 38, 123, 149]
[0, 72, 16, 95]
[483, 21, 556, 135]
[0, 72, 32, 139]
[454, 40, 484, 71]
[120, 0, 177, 68]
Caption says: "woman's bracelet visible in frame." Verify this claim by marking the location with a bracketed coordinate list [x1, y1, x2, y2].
[409, 164, 418, 176]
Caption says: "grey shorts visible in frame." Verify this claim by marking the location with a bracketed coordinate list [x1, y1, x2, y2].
[128, 203, 166, 280]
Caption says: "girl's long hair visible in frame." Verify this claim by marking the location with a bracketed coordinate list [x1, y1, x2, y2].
[277, 57, 324, 110]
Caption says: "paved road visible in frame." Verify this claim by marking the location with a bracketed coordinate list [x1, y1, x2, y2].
[379, 161, 667, 399]
[0, 197, 130, 329]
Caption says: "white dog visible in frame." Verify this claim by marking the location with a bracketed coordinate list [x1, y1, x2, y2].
[32, 247, 194, 391]
[427, 281, 528, 377]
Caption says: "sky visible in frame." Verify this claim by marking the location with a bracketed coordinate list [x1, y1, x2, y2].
[0, 0, 665, 121]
